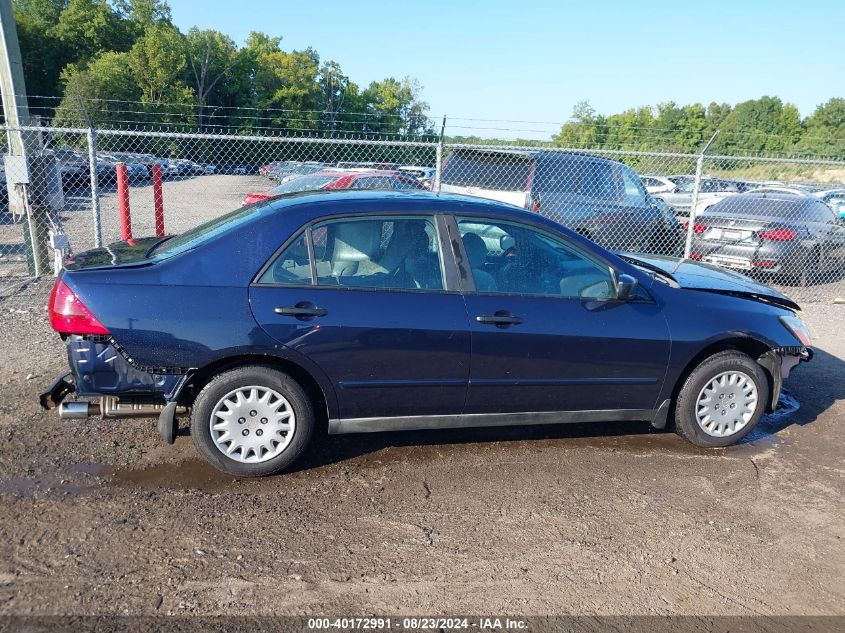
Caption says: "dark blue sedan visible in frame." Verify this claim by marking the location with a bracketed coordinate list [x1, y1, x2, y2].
[41, 191, 812, 476]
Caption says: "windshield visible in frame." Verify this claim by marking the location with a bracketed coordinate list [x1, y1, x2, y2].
[270, 175, 337, 194]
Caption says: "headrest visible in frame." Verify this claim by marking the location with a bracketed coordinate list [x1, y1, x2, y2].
[462, 232, 487, 268]
[331, 221, 381, 263]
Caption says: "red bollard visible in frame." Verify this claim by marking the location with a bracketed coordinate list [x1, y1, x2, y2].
[116, 162, 133, 242]
[152, 163, 165, 237]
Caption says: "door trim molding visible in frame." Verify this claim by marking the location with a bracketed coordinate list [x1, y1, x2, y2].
[328, 408, 655, 434]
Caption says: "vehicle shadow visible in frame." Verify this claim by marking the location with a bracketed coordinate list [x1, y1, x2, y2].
[288, 346, 843, 473]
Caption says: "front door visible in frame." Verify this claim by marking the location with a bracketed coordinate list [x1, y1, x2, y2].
[452, 215, 671, 417]
[250, 214, 470, 422]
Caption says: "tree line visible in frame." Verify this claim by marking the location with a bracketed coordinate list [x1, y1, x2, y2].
[13, 0, 434, 137]
[550, 98, 845, 158]
[10, 1, 845, 159]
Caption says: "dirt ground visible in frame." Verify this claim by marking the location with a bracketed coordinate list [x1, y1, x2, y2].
[0, 284, 842, 617]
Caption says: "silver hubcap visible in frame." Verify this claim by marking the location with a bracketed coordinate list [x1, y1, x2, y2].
[209, 386, 295, 463]
[695, 371, 758, 437]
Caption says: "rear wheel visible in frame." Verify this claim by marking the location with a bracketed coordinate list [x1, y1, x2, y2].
[191, 366, 314, 476]
[674, 351, 769, 448]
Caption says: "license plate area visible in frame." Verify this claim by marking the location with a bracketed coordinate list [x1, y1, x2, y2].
[703, 254, 753, 270]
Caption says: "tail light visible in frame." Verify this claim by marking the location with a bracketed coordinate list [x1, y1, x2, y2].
[683, 221, 707, 234]
[48, 278, 110, 336]
[689, 252, 702, 260]
[243, 193, 270, 206]
[759, 227, 796, 241]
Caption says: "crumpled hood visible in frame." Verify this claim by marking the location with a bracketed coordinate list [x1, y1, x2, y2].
[620, 252, 800, 311]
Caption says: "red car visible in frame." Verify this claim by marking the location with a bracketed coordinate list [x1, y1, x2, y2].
[242, 169, 424, 205]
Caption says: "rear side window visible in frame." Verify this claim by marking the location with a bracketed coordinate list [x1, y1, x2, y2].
[442, 151, 533, 191]
[258, 216, 445, 291]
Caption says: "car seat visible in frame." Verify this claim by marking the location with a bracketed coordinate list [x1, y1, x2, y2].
[462, 232, 497, 291]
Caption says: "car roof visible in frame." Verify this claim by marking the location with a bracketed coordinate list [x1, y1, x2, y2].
[259, 189, 539, 219]
[450, 147, 628, 168]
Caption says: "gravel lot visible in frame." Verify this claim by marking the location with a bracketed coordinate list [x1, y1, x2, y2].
[0, 273, 842, 617]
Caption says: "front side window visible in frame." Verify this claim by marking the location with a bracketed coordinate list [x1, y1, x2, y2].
[259, 216, 444, 290]
[456, 217, 615, 299]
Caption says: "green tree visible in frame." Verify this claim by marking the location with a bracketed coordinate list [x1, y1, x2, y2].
[185, 28, 238, 127]
[361, 77, 431, 137]
[51, 0, 129, 63]
[553, 101, 605, 148]
[128, 22, 191, 103]
[13, 0, 65, 98]
[52, 51, 142, 127]
[798, 98, 845, 157]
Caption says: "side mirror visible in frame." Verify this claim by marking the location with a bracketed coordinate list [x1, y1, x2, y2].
[616, 273, 638, 301]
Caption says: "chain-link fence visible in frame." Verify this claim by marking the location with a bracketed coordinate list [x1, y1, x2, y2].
[2, 123, 844, 305]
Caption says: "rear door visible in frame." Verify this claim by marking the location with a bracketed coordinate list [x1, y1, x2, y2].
[249, 213, 470, 421]
[440, 149, 533, 207]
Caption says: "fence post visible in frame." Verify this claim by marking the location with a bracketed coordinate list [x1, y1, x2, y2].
[151, 163, 165, 237]
[85, 127, 103, 248]
[433, 115, 446, 194]
[683, 131, 719, 259]
[116, 163, 133, 242]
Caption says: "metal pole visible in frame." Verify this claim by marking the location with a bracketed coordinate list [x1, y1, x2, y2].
[683, 131, 719, 259]
[86, 128, 103, 248]
[433, 115, 446, 194]
[0, 0, 52, 276]
[76, 96, 102, 248]
[116, 163, 133, 242]
[152, 163, 165, 237]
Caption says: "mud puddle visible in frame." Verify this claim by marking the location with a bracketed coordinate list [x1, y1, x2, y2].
[0, 463, 112, 498]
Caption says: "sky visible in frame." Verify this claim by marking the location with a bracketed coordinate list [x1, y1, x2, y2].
[168, 0, 844, 138]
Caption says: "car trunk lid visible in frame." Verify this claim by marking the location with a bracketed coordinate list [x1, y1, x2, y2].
[63, 236, 162, 270]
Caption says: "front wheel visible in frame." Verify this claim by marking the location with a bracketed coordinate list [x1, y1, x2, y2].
[674, 351, 769, 448]
[191, 366, 314, 476]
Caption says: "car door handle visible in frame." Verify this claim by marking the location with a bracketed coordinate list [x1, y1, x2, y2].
[275, 305, 327, 318]
[476, 314, 523, 326]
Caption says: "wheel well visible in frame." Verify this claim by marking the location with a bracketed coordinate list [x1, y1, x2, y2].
[666, 337, 774, 429]
[180, 355, 329, 429]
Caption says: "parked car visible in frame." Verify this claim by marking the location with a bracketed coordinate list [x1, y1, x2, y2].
[815, 189, 845, 218]
[99, 153, 150, 181]
[399, 165, 436, 188]
[202, 164, 217, 175]
[52, 149, 89, 189]
[40, 191, 813, 476]
[242, 169, 424, 205]
[168, 159, 203, 177]
[268, 162, 326, 183]
[640, 175, 677, 195]
[440, 149, 682, 254]
[689, 192, 845, 282]
[655, 178, 746, 219]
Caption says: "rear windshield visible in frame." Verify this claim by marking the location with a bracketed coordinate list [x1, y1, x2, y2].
[150, 205, 267, 258]
[442, 151, 533, 191]
[271, 175, 337, 194]
[709, 196, 807, 218]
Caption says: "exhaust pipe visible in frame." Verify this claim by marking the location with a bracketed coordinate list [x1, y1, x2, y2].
[59, 397, 186, 420]
[58, 401, 101, 419]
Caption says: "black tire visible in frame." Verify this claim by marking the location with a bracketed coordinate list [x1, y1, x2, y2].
[191, 365, 314, 477]
[674, 351, 769, 448]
